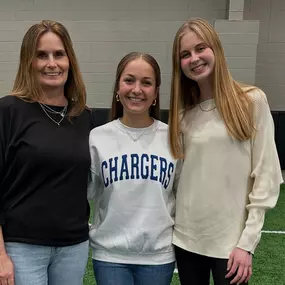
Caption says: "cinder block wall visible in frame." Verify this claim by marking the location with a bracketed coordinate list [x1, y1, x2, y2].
[215, 19, 259, 85]
[2, 0, 284, 111]
[244, 0, 285, 111]
[0, 0, 227, 109]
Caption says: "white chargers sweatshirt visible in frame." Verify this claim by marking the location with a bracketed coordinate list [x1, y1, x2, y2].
[88, 119, 181, 265]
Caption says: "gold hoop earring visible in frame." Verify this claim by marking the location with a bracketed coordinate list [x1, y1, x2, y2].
[152, 99, 157, 106]
[116, 94, 120, 102]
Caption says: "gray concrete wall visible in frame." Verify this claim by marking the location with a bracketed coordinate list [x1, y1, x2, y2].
[2, 0, 281, 110]
[244, 0, 285, 111]
[0, 0, 227, 109]
[215, 19, 259, 85]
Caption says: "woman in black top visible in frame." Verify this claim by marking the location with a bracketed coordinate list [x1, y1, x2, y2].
[0, 20, 93, 285]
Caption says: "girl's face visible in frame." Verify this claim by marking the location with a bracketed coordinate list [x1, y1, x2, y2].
[117, 58, 157, 117]
[179, 30, 215, 84]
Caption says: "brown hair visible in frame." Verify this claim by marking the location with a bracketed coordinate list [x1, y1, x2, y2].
[11, 20, 86, 117]
[169, 18, 255, 158]
[110, 52, 161, 120]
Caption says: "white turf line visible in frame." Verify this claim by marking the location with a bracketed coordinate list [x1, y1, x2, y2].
[261, 230, 285, 234]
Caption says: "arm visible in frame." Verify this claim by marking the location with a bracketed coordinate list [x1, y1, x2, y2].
[237, 90, 283, 253]
[0, 99, 14, 284]
[0, 227, 6, 255]
[226, 89, 283, 284]
[87, 131, 103, 228]
[0, 97, 14, 226]
[87, 133, 102, 202]
[0, 227, 14, 284]
[0, 103, 8, 225]
[172, 130, 184, 197]
[173, 158, 183, 197]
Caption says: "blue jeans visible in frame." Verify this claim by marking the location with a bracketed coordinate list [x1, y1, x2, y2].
[5, 241, 89, 285]
[93, 259, 175, 285]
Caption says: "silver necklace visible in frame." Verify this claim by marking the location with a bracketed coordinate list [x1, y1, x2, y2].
[120, 119, 153, 141]
[38, 102, 67, 126]
[123, 128, 149, 141]
[198, 101, 216, 112]
[40, 103, 67, 117]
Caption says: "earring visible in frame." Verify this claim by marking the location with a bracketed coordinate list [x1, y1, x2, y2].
[152, 99, 157, 106]
[116, 94, 120, 102]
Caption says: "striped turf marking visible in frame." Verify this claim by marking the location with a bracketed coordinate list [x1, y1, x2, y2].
[261, 230, 285, 234]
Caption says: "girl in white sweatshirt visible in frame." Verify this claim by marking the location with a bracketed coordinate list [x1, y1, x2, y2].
[88, 52, 180, 285]
[168, 18, 283, 285]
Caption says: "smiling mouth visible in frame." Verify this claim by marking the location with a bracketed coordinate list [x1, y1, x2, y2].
[128, 97, 145, 102]
[42, 72, 62, 76]
[191, 64, 206, 72]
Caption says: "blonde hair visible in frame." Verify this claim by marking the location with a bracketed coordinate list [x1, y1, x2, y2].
[111, 52, 161, 121]
[11, 20, 86, 117]
[169, 18, 255, 158]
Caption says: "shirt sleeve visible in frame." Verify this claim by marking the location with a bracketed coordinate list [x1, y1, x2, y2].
[87, 131, 102, 201]
[0, 100, 11, 225]
[173, 159, 183, 197]
[236, 89, 283, 253]
[89, 108, 96, 130]
[87, 130, 104, 229]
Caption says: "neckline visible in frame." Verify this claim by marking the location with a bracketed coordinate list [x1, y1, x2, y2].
[115, 118, 159, 134]
[198, 98, 216, 112]
[199, 98, 214, 104]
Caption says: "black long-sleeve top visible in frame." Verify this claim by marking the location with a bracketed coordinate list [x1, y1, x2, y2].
[0, 95, 94, 246]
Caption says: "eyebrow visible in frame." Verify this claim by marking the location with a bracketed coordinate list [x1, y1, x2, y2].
[123, 74, 154, 80]
[36, 49, 66, 53]
[180, 42, 206, 53]
[196, 42, 207, 47]
[179, 42, 205, 55]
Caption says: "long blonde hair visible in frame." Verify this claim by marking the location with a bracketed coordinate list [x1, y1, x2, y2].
[11, 20, 86, 117]
[169, 18, 255, 158]
[111, 52, 161, 121]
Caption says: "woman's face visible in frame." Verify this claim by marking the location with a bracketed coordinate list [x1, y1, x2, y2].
[33, 32, 69, 92]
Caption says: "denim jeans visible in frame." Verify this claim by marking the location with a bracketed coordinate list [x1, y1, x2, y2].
[93, 259, 175, 285]
[5, 240, 89, 285]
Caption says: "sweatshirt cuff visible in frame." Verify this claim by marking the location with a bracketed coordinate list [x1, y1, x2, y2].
[236, 228, 262, 254]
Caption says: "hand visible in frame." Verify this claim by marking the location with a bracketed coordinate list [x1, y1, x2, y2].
[225, 247, 252, 284]
[0, 252, 14, 285]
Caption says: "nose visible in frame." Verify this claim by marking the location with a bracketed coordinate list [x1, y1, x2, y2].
[132, 82, 142, 94]
[191, 52, 199, 64]
[47, 56, 57, 69]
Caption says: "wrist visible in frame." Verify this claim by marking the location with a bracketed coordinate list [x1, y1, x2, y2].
[0, 246, 7, 256]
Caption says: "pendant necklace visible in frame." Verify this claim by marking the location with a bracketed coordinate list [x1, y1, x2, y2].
[38, 102, 68, 126]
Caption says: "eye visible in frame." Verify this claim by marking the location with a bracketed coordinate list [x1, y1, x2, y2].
[124, 78, 134, 84]
[37, 52, 48, 59]
[180, 52, 190, 59]
[142, 81, 152, 86]
[54, 51, 65, 58]
[197, 46, 206, 52]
